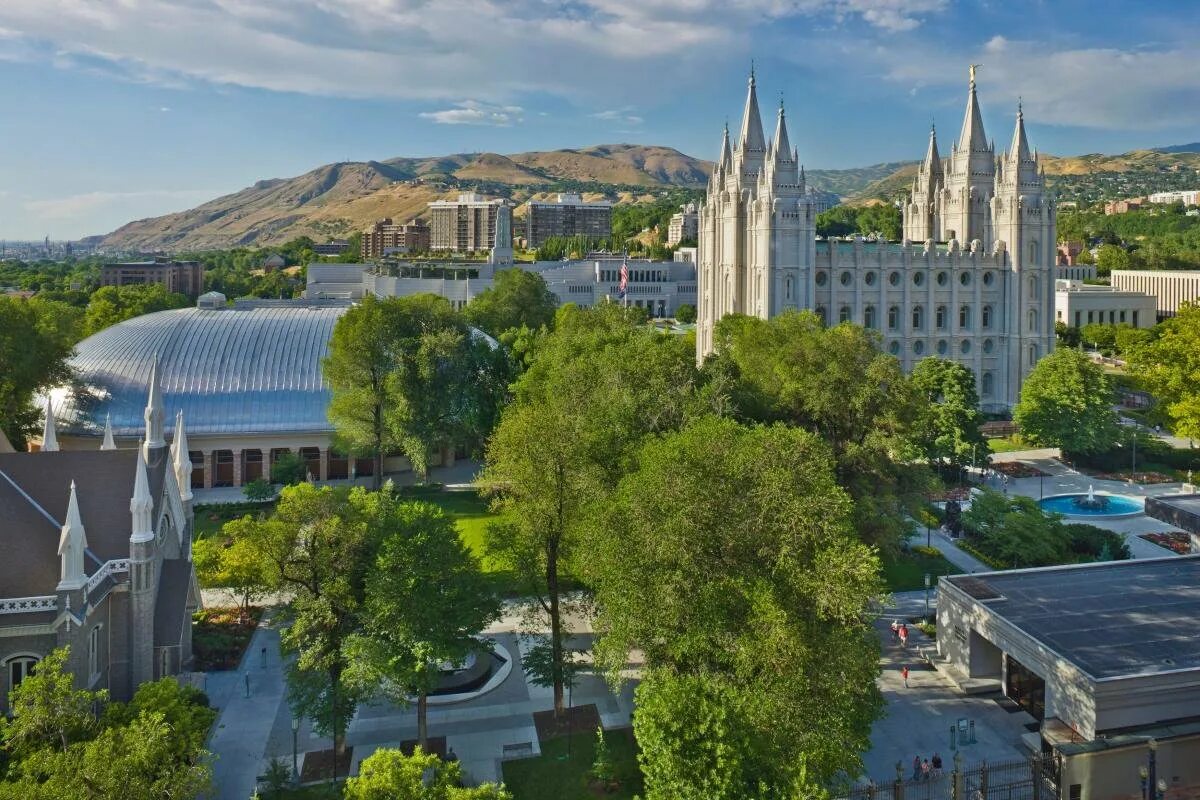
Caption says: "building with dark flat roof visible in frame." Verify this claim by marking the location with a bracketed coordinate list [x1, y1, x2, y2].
[936, 557, 1200, 799]
[101, 258, 204, 297]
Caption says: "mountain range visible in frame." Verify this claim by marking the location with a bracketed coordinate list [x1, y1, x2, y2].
[97, 143, 1200, 251]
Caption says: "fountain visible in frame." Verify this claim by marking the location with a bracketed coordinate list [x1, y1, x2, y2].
[1073, 485, 1110, 511]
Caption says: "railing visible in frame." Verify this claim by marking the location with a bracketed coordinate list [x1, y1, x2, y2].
[86, 559, 131, 596]
[0, 596, 58, 614]
[838, 756, 1059, 800]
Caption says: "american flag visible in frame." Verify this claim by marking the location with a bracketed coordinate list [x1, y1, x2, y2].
[618, 260, 629, 299]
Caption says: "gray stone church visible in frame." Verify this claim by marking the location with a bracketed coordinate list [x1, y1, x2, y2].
[0, 360, 199, 712]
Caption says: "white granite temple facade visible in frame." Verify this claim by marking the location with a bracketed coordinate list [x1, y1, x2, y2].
[696, 69, 1056, 409]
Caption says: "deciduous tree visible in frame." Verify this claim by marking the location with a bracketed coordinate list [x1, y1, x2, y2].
[1014, 348, 1118, 455]
[1129, 303, 1200, 439]
[910, 358, 987, 472]
[463, 269, 557, 337]
[344, 747, 510, 800]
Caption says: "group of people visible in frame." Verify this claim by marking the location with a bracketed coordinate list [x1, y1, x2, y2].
[911, 752, 944, 781]
[890, 619, 910, 647]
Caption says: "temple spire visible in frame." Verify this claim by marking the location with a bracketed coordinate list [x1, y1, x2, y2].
[719, 122, 732, 170]
[131, 449, 154, 543]
[58, 481, 88, 590]
[172, 410, 192, 502]
[924, 124, 943, 176]
[737, 70, 765, 153]
[772, 99, 792, 162]
[100, 413, 116, 450]
[143, 353, 165, 457]
[1009, 100, 1032, 162]
[957, 65, 989, 153]
[41, 396, 59, 452]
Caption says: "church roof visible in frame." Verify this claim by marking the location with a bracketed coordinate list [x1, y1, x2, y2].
[56, 304, 347, 439]
[154, 558, 193, 648]
[0, 448, 168, 597]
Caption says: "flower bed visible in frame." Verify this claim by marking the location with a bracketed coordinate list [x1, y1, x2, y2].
[1082, 470, 1175, 485]
[193, 606, 264, 671]
[1139, 532, 1192, 555]
[991, 462, 1048, 478]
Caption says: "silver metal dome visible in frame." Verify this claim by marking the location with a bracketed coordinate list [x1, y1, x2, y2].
[58, 305, 347, 438]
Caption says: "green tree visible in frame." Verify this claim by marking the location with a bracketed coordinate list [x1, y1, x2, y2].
[1014, 348, 1119, 455]
[674, 303, 696, 324]
[0, 649, 101, 761]
[910, 358, 987, 471]
[463, 269, 557, 337]
[962, 491, 1070, 568]
[588, 417, 883, 788]
[1114, 325, 1153, 356]
[242, 477, 275, 501]
[201, 520, 270, 614]
[347, 499, 500, 749]
[1079, 323, 1116, 351]
[83, 283, 189, 336]
[0, 297, 80, 448]
[102, 680, 216, 765]
[482, 303, 701, 716]
[344, 747, 511, 800]
[1129, 303, 1200, 439]
[239, 484, 383, 762]
[1055, 321, 1081, 348]
[710, 310, 931, 550]
[269, 451, 306, 486]
[1094, 243, 1130, 276]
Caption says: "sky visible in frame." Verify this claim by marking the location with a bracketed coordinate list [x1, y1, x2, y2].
[1, 0, 1198, 240]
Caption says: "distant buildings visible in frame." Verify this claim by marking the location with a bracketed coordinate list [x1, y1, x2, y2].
[361, 218, 431, 260]
[305, 257, 697, 319]
[312, 240, 351, 256]
[667, 203, 698, 246]
[1056, 263, 1097, 282]
[100, 258, 204, 297]
[263, 253, 287, 272]
[1056, 241, 1085, 266]
[428, 193, 512, 253]
[1054, 279, 1155, 329]
[1111, 270, 1200, 320]
[1104, 198, 1145, 215]
[524, 194, 612, 248]
[1147, 190, 1200, 205]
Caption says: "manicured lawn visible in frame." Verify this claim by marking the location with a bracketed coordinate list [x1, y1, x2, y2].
[986, 435, 1033, 454]
[880, 547, 958, 592]
[502, 729, 643, 800]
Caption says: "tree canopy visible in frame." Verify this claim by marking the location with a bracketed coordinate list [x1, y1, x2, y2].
[1014, 348, 1118, 455]
[1128, 303, 1200, 439]
[0, 296, 80, 447]
[910, 357, 987, 471]
[83, 283, 190, 336]
[463, 268, 557, 337]
[344, 746, 510, 799]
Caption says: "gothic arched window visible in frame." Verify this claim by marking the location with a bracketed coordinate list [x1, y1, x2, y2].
[959, 305, 971, 329]
[982, 304, 993, 328]
[935, 305, 947, 330]
[864, 305, 877, 329]
[912, 305, 924, 331]
[839, 306, 852, 323]
[785, 276, 793, 301]
[1028, 240, 1040, 265]
[888, 306, 900, 331]
[1028, 308, 1038, 332]
[981, 372, 994, 396]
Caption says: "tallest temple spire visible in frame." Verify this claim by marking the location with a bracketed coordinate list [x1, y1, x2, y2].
[957, 64, 989, 153]
[737, 68, 765, 154]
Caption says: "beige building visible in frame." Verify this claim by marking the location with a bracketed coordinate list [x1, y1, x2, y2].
[428, 193, 512, 253]
[524, 194, 612, 247]
[698, 69, 1056, 410]
[667, 203, 698, 246]
[1055, 279, 1156, 329]
[361, 218, 431, 260]
[101, 258, 204, 297]
[1111, 270, 1200, 319]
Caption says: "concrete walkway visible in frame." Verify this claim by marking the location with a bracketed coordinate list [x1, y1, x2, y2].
[193, 460, 483, 505]
[206, 611, 287, 800]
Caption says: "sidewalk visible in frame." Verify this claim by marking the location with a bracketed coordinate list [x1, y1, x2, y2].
[193, 460, 483, 505]
[206, 611, 287, 800]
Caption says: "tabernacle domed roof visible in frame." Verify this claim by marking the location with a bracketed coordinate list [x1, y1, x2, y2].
[58, 304, 348, 437]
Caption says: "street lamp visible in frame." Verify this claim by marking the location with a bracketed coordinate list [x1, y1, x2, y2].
[291, 716, 300, 783]
[1148, 738, 1158, 800]
[924, 573, 931, 619]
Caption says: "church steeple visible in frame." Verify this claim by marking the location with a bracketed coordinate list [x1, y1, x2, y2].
[130, 448, 154, 543]
[57, 481, 88, 590]
[737, 68, 765, 154]
[100, 413, 116, 450]
[41, 396, 59, 452]
[143, 354, 165, 457]
[1009, 101, 1032, 163]
[719, 123, 732, 170]
[923, 124, 943, 178]
[772, 99, 792, 163]
[957, 65, 990, 154]
[172, 410, 192, 503]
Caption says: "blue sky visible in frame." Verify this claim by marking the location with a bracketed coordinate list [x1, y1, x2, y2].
[1, 0, 1197, 240]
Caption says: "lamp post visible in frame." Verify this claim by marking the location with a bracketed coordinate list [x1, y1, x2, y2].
[1148, 738, 1158, 800]
[291, 716, 300, 783]
[924, 573, 931, 619]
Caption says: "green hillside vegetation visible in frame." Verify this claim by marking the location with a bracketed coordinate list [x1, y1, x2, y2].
[1058, 204, 1200, 272]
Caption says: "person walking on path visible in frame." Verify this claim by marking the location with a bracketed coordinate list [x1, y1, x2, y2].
[899, 625, 909, 648]
[912, 755, 921, 782]
[922, 759, 931, 781]
[901, 665, 910, 687]
[891, 620, 900, 640]
[932, 752, 943, 777]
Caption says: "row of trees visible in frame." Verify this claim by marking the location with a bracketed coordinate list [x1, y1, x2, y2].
[815, 204, 903, 241]
[1058, 204, 1200, 273]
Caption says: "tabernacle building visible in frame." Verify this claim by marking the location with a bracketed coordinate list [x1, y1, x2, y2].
[696, 68, 1057, 409]
[936, 558, 1200, 799]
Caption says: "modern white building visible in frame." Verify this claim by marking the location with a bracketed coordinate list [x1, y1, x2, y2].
[936, 558, 1200, 800]
[696, 69, 1056, 409]
[428, 193, 513, 256]
[306, 257, 697, 318]
[1147, 190, 1200, 206]
[667, 203, 698, 246]
[1111, 270, 1200, 320]
[1054, 279, 1157, 329]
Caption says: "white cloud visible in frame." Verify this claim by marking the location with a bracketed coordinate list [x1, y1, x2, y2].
[591, 107, 644, 125]
[159, 106, 171, 112]
[0, 0, 950, 107]
[25, 189, 221, 220]
[419, 101, 524, 126]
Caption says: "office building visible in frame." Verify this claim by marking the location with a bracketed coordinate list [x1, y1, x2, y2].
[524, 194, 612, 247]
[101, 258, 204, 297]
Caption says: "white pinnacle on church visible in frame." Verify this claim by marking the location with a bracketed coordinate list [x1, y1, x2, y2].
[42, 395, 59, 452]
[130, 448, 155, 543]
[57, 481, 88, 590]
[100, 413, 116, 450]
[143, 353, 165, 457]
[171, 410, 192, 502]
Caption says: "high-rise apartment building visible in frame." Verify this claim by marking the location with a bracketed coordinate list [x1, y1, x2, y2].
[524, 194, 612, 247]
[667, 202, 699, 245]
[101, 258, 205, 297]
[428, 193, 512, 253]
[361, 218, 431, 260]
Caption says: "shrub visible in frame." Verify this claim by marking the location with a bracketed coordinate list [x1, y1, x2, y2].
[270, 452, 306, 485]
[912, 545, 943, 558]
[243, 478, 275, 502]
[675, 304, 697, 324]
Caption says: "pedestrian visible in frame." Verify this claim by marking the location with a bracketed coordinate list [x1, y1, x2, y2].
[901, 665, 910, 688]
[891, 619, 900, 640]
[922, 759, 931, 781]
[899, 625, 908, 648]
[261, 646, 267, 667]
[932, 752, 943, 777]
[912, 755, 921, 781]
